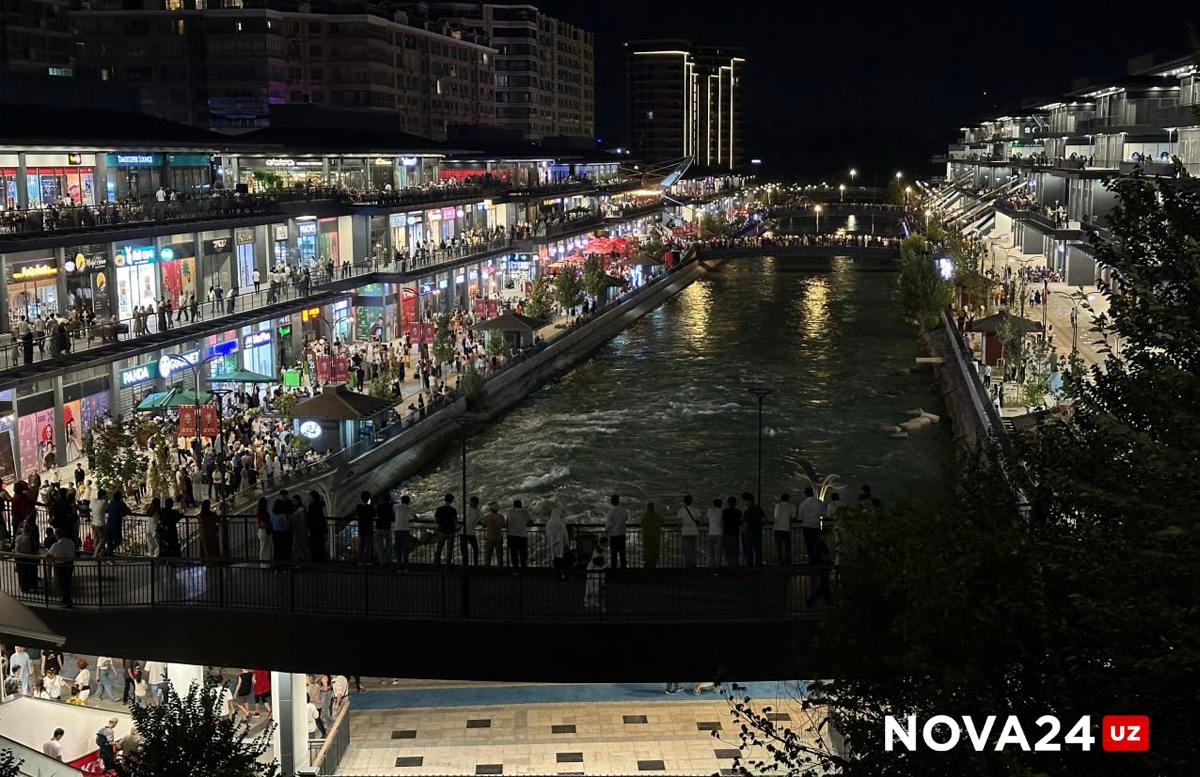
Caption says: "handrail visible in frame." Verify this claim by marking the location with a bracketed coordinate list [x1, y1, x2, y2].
[0, 553, 836, 622]
[309, 700, 351, 775]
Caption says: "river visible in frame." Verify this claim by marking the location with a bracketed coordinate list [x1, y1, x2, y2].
[396, 256, 955, 520]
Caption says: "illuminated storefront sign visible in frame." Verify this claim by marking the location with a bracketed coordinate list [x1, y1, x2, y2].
[10, 263, 58, 281]
[114, 246, 156, 266]
[208, 339, 239, 359]
[120, 362, 158, 388]
[158, 351, 200, 378]
[400, 156, 418, 167]
[297, 221, 318, 236]
[299, 420, 322, 439]
[300, 307, 321, 322]
[243, 331, 272, 348]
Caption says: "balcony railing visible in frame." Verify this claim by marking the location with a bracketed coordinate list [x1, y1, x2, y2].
[0, 553, 835, 622]
[0, 194, 300, 237]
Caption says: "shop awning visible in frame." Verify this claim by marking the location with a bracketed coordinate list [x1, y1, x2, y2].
[208, 368, 277, 384]
[292, 384, 394, 421]
[600, 274, 629, 289]
[135, 388, 216, 412]
[472, 311, 547, 334]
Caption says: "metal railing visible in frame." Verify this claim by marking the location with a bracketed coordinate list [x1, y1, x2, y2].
[0, 194, 307, 236]
[310, 702, 351, 775]
[0, 553, 835, 622]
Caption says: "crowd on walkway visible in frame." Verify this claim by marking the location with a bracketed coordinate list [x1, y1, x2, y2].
[700, 233, 902, 249]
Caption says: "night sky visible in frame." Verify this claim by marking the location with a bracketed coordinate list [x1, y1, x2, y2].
[540, 0, 1199, 180]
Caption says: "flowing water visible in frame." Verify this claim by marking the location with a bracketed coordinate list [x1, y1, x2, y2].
[396, 256, 955, 520]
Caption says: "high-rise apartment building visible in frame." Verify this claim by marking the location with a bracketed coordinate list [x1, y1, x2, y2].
[408, 2, 594, 140]
[626, 39, 745, 168]
[0, 0, 73, 75]
[72, 0, 496, 138]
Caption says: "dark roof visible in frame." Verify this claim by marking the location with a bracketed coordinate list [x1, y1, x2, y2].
[968, 311, 1044, 335]
[228, 123, 450, 155]
[0, 104, 227, 149]
[293, 384, 394, 421]
[472, 311, 546, 333]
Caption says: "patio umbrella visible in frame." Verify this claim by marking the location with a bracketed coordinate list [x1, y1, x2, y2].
[208, 368, 276, 384]
[135, 388, 215, 412]
[967, 310, 1044, 335]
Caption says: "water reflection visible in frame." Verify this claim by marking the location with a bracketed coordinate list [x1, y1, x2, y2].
[398, 259, 955, 519]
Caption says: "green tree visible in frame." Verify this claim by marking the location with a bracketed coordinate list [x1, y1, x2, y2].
[581, 255, 607, 301]
[636, 231, 665, 265]
[125, 682, 278, 777]
[273, 393, 298, 422]
[896, 234, 951, 329]
[431, 313, 457, 368]
[146, 427, 175, 502]
[554, 269, 583, 314]
[524, 276, 554, 321]
[90, 418, 149, 496]
[699, 212, 729, 239]
[731, 171, 1200, 776]
[0, 750, 21, 777]
[1019, 334, 1054, 409]
[485, 331, 508, 359]
[460, 363, 486, 411]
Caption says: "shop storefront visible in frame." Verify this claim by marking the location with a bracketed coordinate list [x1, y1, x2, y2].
[240, 157, 325, 191]
[204, 333, 241, 379]
[398, 285, 418, 339]
[113, 244, 159, 323]
[5, 253, 60, 325]
[63, 376, 111, 464]
[272, 223, 291, 267]
[64, 245, 111, 319]
[158, 237, 198, 310]
[104, 153, 213, 200]
[201, 232, 233, 293]
[354, 283, 388, 342]
[234, 227, 256, 290]
[241, 323, 275, 376]
[318, 218, 340, 263]
[296, 220, 318, 267]
[1, 155, 18, 209]
[25, 153, 96, 206]
[15, 389, 56, 477]
[418, 276, 439, 318]
[330, 299, 352, 342]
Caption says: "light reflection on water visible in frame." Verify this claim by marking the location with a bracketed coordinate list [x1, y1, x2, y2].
[397, 258, 955, 520]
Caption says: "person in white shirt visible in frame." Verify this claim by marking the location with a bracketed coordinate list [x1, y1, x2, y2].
[797, 487, 827, 561]
[506, 499, 531, 567]
[705, 498, 724, 567]
[91, 491, 109, 558]
[74, 658, 92, 702]
[46, 531, 76, 607]
[42, 729, 64, 761]
[394, 494, 414, 567]
[460, 496, 482, 566]
[544, 503, 568, 573]
[676, 495, 700, 567]
[772, 492, 798, 565]
[604, 494, 628, 568]
[143, 660, 167, 705]
[42, 668, 65, 700]
[95, 656, 118, 702]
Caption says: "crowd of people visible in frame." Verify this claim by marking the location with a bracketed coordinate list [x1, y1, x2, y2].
[699, 233, 902, 250]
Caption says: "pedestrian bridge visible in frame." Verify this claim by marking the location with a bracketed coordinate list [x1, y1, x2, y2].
[1, 555, 832, 681]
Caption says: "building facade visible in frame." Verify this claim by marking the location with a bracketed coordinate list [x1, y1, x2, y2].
[0, 0, 72, 75]
[937, 53, 1200, 289]
[72, 0, 497, 138]
[412, 3, 594, 140]
[626, 39, 745, 169]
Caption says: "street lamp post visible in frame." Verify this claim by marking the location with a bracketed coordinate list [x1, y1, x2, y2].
[748, 387, 773, 507]
[849, 168, 857, 189]
[839, 183, 846, 202]
[813, 204, 822, 234]
[1050, 290, 1086, 356]
[164, 353, 205, 446]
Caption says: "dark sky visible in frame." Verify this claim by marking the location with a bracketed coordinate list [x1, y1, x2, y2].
[538, 0, 1199, 180]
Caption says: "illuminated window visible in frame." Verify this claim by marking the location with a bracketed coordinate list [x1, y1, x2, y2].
[647, 110, 654, 120]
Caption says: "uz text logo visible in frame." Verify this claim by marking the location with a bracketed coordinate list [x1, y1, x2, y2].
[1102, 716, 1149, 752]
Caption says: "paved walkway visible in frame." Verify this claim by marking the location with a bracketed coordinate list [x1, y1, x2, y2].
[338, 682, 825, 776]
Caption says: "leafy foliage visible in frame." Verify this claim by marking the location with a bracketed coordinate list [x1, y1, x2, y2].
[699, 212, 730, 239]
[125, 682, 277, 777]
[0, 750, 21, 777]
[431, 313, 457, 367]
[581, 255, 607, 301]
[554, 268, 583, 314]
[523, 276, 554, 321]
[485, 331, 508, 359]
[460, 363, 486, 411]
[89, 418, 149, 496]
[636, 231, 666, 265]
[896, 234, 951, 329]
[729, 173, 1200, 776]
[273, 393, 298, 421]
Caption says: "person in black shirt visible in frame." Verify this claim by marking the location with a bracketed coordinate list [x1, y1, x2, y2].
[434, 493, 457, 565]
[355, 492, 375, 563]
[721, 496, 742, 568]
[741, 492, 765, 567]
[271, 490, 296, 562]
[374, 491, 394, 562]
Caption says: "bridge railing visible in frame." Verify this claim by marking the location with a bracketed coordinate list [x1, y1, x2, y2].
[0, 553, 834, 621]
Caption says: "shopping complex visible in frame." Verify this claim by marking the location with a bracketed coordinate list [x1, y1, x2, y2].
[0, 113, 749, 484]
